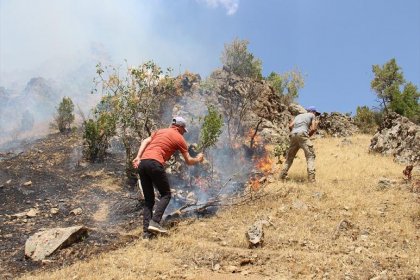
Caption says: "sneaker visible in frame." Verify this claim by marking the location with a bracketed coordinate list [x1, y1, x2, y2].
[148, 220, 168, 234]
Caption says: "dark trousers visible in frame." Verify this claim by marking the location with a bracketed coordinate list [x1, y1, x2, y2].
[138, 159, 172, 233]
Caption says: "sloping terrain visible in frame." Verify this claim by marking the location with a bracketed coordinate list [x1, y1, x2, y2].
[0, 132, 143, 278]
[4, 134, 418, 279]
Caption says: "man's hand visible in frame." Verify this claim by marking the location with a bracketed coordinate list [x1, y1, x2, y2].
[196, 153, 204, 163]
[132, 157, 141, 169]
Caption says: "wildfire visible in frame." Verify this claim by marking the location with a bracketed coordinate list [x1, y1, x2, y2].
[256, 155, 273, 174]
[247, 128, 262, 146]
[250, 178, 260, 191]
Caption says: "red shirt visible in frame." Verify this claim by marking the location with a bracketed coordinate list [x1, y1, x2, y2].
[141, 127, 188, 165]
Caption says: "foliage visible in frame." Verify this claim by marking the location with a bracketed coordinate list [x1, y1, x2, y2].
[91, 61, 174, 173]
[51, 97, 75, 133]
[220, 81, 259, 147]
[389, 82, 420, 123]
[220, 38, 262, 79]
[371, 58, 419, 123]
[266, 70, 305, 104]
[198, 105, 223, 151]
[354, 106, 378, 134]
[371, 58, 405, 112]
[82, 107, 117, 162]
[273, 137, 290, 164]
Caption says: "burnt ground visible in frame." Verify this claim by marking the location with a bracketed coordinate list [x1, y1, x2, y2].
[0, 132, 146, 279]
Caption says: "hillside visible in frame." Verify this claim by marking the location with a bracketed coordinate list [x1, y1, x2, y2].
[8, 134, 419, 280]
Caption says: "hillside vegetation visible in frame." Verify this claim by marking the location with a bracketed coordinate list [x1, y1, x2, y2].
[20, 135, 419, 280]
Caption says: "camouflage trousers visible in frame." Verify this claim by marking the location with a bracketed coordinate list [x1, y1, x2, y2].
[280, 132, 316, 181]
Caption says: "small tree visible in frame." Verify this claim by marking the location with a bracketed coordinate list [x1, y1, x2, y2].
[371, 58, 404, 113]
[92, 61, 174, 174]
[371, 58, 419, 123]
[266, 70, 304, 104]
[198, 105, 223, 152]
[390, 82, 420, 123]
[51, 97, 75, 133]
[220, 38, 262, 79]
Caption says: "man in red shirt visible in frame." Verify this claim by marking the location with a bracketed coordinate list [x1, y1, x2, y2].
[132, 117, 204, 239]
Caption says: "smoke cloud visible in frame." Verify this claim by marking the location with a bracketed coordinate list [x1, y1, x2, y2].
[0, 0, 235, 148]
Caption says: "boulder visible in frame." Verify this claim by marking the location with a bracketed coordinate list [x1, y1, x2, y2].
[25, 226, 88, 261]
[288, 103, 306, 116]
[369, 112, 420, 164]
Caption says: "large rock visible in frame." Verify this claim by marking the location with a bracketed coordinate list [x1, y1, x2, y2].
[25, 226, 88, 261]
[318, 112, 358, 137]
[288, 103, 307, 116]
[369, 113, 420, 164]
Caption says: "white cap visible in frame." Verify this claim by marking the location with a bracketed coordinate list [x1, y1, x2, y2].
[172, 116, 188, 132]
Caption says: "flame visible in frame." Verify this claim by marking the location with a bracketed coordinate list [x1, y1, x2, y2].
[256, 156, 273, 174]
[250, 179, 260, 191]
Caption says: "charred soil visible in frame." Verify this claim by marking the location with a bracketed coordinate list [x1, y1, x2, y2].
[0, 132, 143, 278]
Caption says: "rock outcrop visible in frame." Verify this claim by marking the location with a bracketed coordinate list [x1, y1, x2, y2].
[369, 112, 420, 164]
[317, 112, 359, 137]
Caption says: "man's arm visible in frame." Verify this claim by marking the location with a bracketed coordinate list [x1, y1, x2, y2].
[288, 120, 294, 132]
[132, 136, 152, 168]
[308, 118, 318, 136]
[181, 151, 204, 166]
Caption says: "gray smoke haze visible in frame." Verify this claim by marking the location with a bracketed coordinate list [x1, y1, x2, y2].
[0, 0, 233, 148]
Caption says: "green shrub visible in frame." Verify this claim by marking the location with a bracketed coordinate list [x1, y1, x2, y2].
[354, 106, 378, 134]
[82, 111, 116, 162]
[51, 97, 75, 133]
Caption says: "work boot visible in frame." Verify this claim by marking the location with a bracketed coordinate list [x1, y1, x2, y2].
[279, 172, 288, 181]
[308, 174, 316, 183]
[148, 220, 168, 234]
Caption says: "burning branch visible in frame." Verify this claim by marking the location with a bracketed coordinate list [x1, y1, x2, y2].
[249, 119, 263, 149]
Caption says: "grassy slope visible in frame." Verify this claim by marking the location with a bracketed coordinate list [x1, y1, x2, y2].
[20, 135, 419, 280]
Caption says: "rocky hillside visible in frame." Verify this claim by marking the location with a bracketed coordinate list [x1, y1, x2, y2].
[2, 134, 416, 280]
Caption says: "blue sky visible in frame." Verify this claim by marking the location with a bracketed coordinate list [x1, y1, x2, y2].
[1, 0, 419, 113]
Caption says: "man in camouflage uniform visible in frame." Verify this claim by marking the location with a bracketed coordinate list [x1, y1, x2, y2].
[280, 106, 320, 182]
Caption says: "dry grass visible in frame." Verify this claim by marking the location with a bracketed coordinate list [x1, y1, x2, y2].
[20, 135, 419, 280]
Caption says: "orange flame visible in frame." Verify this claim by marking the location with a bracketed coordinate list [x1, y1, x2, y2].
[256, 156, 273, 174]
[250, 178, 260, 191]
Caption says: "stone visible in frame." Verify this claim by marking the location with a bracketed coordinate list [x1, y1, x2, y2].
[377, 178, 397, 190]
[246, 219, 270, 248]
[11, 211, 27, 219]
[288, 103, 307, 116]
[26, 208, 39, 218]
[25, 226, 88, 261]
[369, 112, 419, 164]
[70, 208, 83, 215]
[23, 181, 32, 186]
